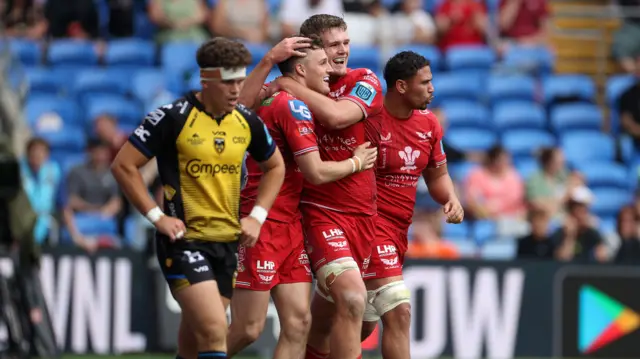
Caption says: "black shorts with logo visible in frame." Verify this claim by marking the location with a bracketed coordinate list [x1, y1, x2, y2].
[156, 235, 239, 299]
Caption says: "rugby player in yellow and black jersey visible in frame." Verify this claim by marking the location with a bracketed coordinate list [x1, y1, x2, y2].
[111, 38, 285, 359]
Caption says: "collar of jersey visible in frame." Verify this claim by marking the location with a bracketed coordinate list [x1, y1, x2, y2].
[187, 91, 231, 122]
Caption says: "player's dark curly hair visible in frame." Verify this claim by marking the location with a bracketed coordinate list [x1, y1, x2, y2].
[383, 51, 431, 91]
[277, 35, 324, 75]
[196, 37, 252, 69]
[300, 14, 347, 37]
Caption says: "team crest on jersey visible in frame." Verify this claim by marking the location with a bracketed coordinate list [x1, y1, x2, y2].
[213, 131, 226, 154]
[399, 146, 420, 171]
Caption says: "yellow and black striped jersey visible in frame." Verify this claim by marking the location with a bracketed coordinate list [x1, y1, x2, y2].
[129, 92, 276, 243]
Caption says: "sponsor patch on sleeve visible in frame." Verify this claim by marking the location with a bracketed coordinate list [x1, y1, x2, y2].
[349, 81, 376, 107]
[288, 100, 313, 122]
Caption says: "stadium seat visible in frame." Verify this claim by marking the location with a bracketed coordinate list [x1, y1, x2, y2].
[620, 134, 635, 164]
[502, 129, 555, 158]
[9, 39, 41, 65]
[599, 216, 617, 235]
[442, 221, 470, 240]
[85, 95, 142, 127]
[73, 69, 129, 99]
[26, 67, 66, 95]
[35, 126, 87, 152]
[450, 239, 478, 258]
[376, 72, 387, 93]
[542, 74, 596, 105]
[25, 96, 81, 128]
[441, 101, 490, 129]
[243, 43, 271, 66]
[550, 103, 602, 133]
[266, 70, 282, 83]
[502, 46, 554, 74]
[514, 157, 540, 179]
[561, 131, 615, 165]
[432, 73, 482, 103]
[447, 161, 477, 182]
[59, 153, 87, 176]
[487, 75, 536, 104]
[47, 40, 98, 66]
[446, 128, 497, 152]
[445, 45, 496, 71]
[188, 72, 201, 91]
[472, 220, 497, 245]
[590, 188, 632, 218]
[161, 41, 200, 74]
[73, 213, 119, 236]
[493, 101, 546, 131]
[348, 46, 381, 73]
[575, 162, 633, 190]
[606, 75, 635, 135]
[132, 70, 166, 104]
[391, 45, 441, 71]
[105, 39, 155, 67]
[480, 239, 517, 260]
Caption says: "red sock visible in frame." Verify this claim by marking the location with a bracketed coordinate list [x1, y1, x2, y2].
[305, 345, 330, 359]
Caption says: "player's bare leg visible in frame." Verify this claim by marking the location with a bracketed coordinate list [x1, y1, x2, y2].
[179, 295, 232, 359]
[226, 289, 271, 357]
[271, 282, 312, 358]
[362, 276, 411, 359]
[305, 291, 335, 359]
[174, 281, 229, 357]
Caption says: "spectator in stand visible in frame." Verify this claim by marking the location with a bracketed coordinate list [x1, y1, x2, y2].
[343, 0, 385, 15]
[94, 114, 128, 162]
[2, 0, 48, 39]
[20, 138, 60, 245]
[432, 108, 485, 164]
[464, 145, 527, 236]
[147, 0, 209, 44]
[407, 210, 460, 259]
[210, 0, 269, 43]
[280, 0, 344, 37]
[516, 208, 555, 259]
[435, 0, 488, 51]
[620, 58, 640, 148]
[44, 0, 100, 39]
[385, 0, 437, 46]
[107, 0, 134, 38]
[498, 0, 550, 48]
[63, 139, 121, 253]
[613, 0, 640, 73]
[526, 147, 583, 219]
[613, 205, 640, 263]
[554, 186, 608, 263]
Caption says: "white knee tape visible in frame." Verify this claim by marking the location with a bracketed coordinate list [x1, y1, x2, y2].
[315, 258, 360, 301]
[363, 296, 380, 322]
[367, 281, 411, 319]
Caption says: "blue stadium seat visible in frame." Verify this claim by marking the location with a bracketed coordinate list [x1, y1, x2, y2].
[480, 239, 517, 260]
[442, 221, 470, 240]
[85, 95, 142, 126]
[243, 43, 270, 66]
[161, 41, 199, 74]
[445, 45, 496, 71]
[606, 75, 635, 135]
[446, 128, 497, 152]
[502, 46, 554, 74]
[35, 126, 87, 152]
[73, 69, 129, 99]
[447, 161, 477, 182]
[514, 157, 540, 179]
[502, 129, 555, 158]
[73, 213, 118, 236]
[424, 0, 445, 13]
[493, 101, 546, 131]
[105, 39, 155, 67]
[188, 72, 201, 91]
[575, 162, 633, 190]
[47, 40, 98, 66]
[599, 216, 617, 235]
[266, 70, 282, 83]
[542, 75, 596, 104]
[392, 45, 441, 71]
[132, 70, 166, 103]
[376, 72, 387, 93]
[591, 188, 632, 218]
[561, 131, 615, 165]
[620, 134, 635, 164]
[59, 153, 87, 176]
[441, 101, 490, 129]
[348, 46, 381, 73]
[10, 39, 40, 65]
[26, 67, 66, 95]
[487, 75, 536, 104]
[432, 73, 482, 103]
[25, 96, 81, 127]
[473, 220, 497, 245]
[550, 103, 602, 133]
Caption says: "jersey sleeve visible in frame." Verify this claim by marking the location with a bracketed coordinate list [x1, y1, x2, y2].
[427, 119, 447, 168]
[241, 105, 277, 162]
[279, 98, 318, 157]
[364, 116, 382, 148]
[338, 71, 384, 119]
[128, 105, 173, 158]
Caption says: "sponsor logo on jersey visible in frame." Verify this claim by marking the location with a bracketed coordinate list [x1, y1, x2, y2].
[144, 108, 166, 126]
[185, 159, 241, 178]
[163, 185, 176, 201]
[416, 131, 431, 141]
[329, 85, 347, 98]
[380, 132, 392, 143]
[187, 133, 205, 145]
[288, 100, 313, 121]
[399, 146, 420, 171]
[350, 81, 376, 106]
[134, 126, 150, 143]
[233, 136, 247, 144]
[261, 96, 275, 106]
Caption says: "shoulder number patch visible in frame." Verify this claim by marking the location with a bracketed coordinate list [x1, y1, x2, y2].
[349, 81, 376, 107]
[288, 100, 312, 121]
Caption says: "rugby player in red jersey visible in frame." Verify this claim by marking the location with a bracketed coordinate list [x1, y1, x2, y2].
[228, 36, 378, 359]
[239, 14, 384, 359]
[362, 51, 464, 359]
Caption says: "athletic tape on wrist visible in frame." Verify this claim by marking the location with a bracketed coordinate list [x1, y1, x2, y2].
[348, 158, 356, 173]
[249, 206, 268, 224]
[352, 155, 362, 171]
[145, 207, 164, 224]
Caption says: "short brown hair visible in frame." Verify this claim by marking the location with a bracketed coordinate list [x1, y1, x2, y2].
[26, 137, 50, 154]
[300, 14, 347, 37]
[196, 37, 252, 69]
[277, 35, 324, 75]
